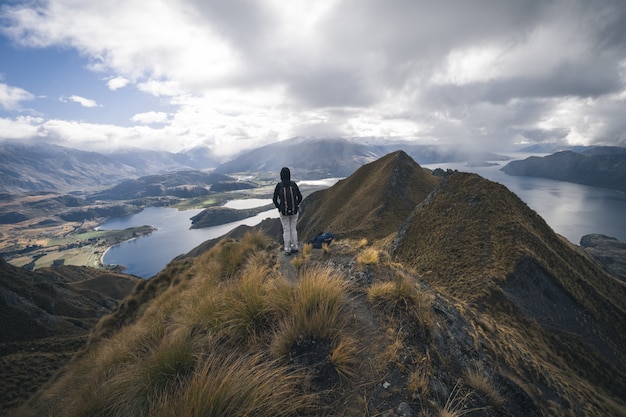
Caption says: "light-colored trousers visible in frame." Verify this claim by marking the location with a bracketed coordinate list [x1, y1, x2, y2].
[280, 212, 299, 251]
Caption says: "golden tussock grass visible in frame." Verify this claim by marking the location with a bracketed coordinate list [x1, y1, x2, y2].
[408, 351, 432, 398]
[356, 247, 380, 265]
[302, 242, 313, 256]
[463, 364, 505, 408]
[270, 265, 348, 357]
[438, 380, 486, 417]
[378, 328, 405, 367]
[367, 273, 435, 337]
[152, 351, 313, 417]
[330, 337, 360, 379]
[291, 254, 305, 270]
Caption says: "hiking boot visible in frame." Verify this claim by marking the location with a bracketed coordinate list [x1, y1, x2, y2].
[291, 248, 299, 254]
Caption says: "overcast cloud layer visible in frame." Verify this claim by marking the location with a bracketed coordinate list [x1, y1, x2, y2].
[1, 0, 625, 156]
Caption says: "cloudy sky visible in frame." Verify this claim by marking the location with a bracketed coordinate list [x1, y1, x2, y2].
[1, 0, 625, 157]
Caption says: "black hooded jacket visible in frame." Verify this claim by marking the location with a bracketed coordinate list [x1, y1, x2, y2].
[273, 167, 302, 215]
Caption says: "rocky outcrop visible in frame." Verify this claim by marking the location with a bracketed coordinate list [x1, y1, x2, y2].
[581, 234, 626, 282]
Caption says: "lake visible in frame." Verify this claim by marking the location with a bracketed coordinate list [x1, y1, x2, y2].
[101, 199, 278, 278]
[101, 166, 626, 278]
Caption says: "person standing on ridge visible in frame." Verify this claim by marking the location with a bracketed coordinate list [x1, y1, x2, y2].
[273, 167, 303, 256]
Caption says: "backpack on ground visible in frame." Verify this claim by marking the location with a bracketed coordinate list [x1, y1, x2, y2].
[308, 232, 334, 249]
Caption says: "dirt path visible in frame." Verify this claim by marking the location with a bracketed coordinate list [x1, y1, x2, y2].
[277, 249, 298, 284]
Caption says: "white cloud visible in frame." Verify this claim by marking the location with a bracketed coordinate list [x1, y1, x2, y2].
[0, 83, 34, 110]
[62, 95, 100, 108]
[131, 111, 169, 124]
[0, 116, 43, 138]
[107, 76, 129, 90]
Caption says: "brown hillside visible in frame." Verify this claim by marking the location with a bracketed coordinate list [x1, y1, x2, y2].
[0, 258, 140, 416]
[298, 150, 440, 242]
[394, 171, 626, 405]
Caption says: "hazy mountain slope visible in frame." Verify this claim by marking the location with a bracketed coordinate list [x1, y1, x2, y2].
[0, 143, 219, 193]
[501, 148, 626, 191]
[106, 146, 218, 172]
[297, 150, 440, 241]
[12, 152, 626, 417]
[9, 152, 626, 417]
[394, 171, 626, 405]
[398, 143, 510, 164]
[213, 137, 383, 179]
[0, 143, 139, 193]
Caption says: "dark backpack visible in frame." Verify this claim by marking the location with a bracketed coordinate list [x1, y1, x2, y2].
[279, 182, 298, 215]
[308, 232, 334, 249]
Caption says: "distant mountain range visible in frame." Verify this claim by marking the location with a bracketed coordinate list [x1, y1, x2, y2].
[0, 142, 219, 193]
[1, 138, 511, 193]
[501, 147, 626, 192]
[213, 137, 509, 179]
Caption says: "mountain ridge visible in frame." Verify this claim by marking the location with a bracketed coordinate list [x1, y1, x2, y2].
[298, 150, 440, 241]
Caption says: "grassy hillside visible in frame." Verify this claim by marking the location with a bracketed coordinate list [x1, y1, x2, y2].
[394, 171, 626, 411]
[0, 259, 140, 415]
[298, 150, 440, 242]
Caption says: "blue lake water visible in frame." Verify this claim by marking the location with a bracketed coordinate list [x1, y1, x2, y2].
[101, 164, 626, 279]
[101, 200, 277, 278]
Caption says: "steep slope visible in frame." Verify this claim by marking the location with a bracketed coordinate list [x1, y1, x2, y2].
[0, 258, 140, 415]
[297, 150, 440, 241]
[394, 171, 626, 408]
[501, 148, 626, 192]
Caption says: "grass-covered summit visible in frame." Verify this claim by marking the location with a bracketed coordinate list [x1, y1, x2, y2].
[298, 150, 440, 241]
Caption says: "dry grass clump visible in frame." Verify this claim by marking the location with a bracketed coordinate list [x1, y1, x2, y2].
[302, 242, 313, 256]
[357, 247, 380, 265]
[153, 351, 312, 417]
[270, 265, 348, 357]
[322, 241, 332, 254]
[291, 254, 305, 270]
[464, 364, 505, 408]
[217, 253, 274, 344]
[330, 337, 360, 379]
[408, 352, 432, 399]
[378, 328, 405, 367]
[367, 273, 435, 336]
[438, 381, 485, 417]
[197, 230, 269, 279]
